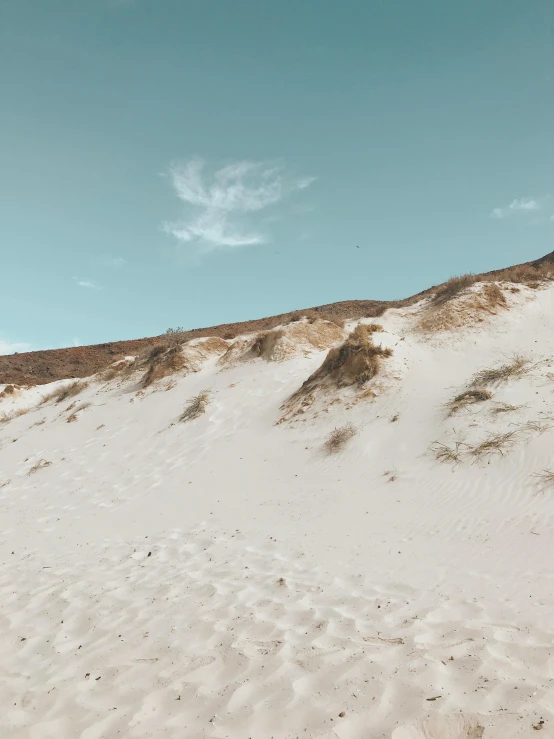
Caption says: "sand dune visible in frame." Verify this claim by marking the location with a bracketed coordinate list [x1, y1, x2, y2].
[1, 281, 554, 737]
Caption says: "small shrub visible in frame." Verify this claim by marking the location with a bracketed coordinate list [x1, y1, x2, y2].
[180, 390, 210, 422]
[324, 424, 356, 454]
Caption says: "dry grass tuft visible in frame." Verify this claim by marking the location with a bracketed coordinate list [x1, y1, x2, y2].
[180, 390, 211, 422]
[141, 344, 189, 387]
[432, 274, 476, 305]
[496, 261, 554, 286]
[0, 479, 11, 489]
[323, 424, 357, 454]
[66, 402, 90, 423]
[42, 380, 89, 405]
[28, 459, 52, 475]
[0, 406, 30, 424]
[430, 441, 467, 465]
[470, 355, 530, 388]
[517, 419, 552, 436]
[469, 430, 520, 460]
[533, 469, 554, 492]
[446, 388, 492, 416]
[0, 384, 20, 398]
[490, 401, 523, 415]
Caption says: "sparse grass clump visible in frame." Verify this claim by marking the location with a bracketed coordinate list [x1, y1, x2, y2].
[180, 390, 210, 422]
[141, 344, 187, 387]
[496, 261, 554, 286]
[469, 430, 519, 460]
[490, 401, 523, 415]
[43, 380, 89, 405]
[430, 441, 467, 465]
[534, 470, 554, 492]
[432, 274, 476, 305]
[0, 407, 30, 424]
[66, 402, 90, 423]
[446, 388, 492, 416]
[470, 355, 530, 388]
[324, 423, 357, 454]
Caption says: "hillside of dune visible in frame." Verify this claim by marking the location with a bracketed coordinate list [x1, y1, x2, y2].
[1, 249, 553, 387]
[2, 269, 554, 738]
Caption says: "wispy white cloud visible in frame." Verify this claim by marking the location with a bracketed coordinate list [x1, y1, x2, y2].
[163, 158, 316, 250]
[0, 337, 32, 355]
[98, 256, 126, 270]
[74, 278, 102, 291]
[491, 197, 542, 220]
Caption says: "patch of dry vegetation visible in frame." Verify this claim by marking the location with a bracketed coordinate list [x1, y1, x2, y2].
[0, 479, 11, 489]
[0, 406, 30, 424]
[495, 261, 554, 286]
[279, 324, 392, 420]
[429, 441, 467, 465]
[141, 344, 188, 387]
[490, 401, 523, 415]
[180, 390, 211, 422]
[42, 380, 89, 405]
[432, 416, 550, 466]
[128, 337, 228, 387]
[418, 281, 508, 333]
[469, 430, 520, 460]
[432, 274, 476, 306]
[534, 469, 554, 492]
[446, 388, 492, 416]
[294, 325, 392, 396]
[220, 319, 345, 367]
[28, 459, 52, 475]
[66, 402, 91, 423]
[470, 355, 530, 388]
[287, 310, 346, 328]
[323, 424, 357, 454]
[0, 384, 20, 399]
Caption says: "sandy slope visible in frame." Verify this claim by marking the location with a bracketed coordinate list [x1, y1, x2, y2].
[1, 285, 554, 738]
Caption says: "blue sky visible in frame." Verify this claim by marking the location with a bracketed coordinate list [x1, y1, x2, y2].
[1, 0, 553, 353]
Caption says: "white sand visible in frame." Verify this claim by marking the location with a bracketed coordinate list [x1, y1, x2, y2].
[1, 285, 554, 737]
